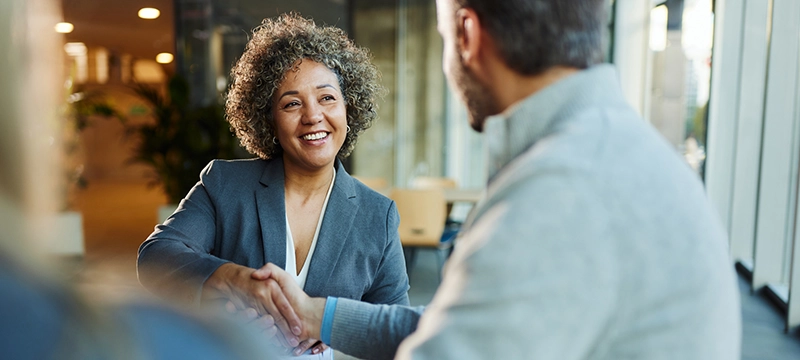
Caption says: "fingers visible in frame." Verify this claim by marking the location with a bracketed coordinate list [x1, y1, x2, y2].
[243, 307, 259, 321]
[226, 296, 247, 313]
[264, 264, 304, 337]
[257, 280, 302, 345]
[290, 340, 326, 356]
[292, 339, 318, 356]
[237, 308, 285, 348]
[251, 263, 272, 280]
[246, 263, 304, 339]
[225, 303, 279, 339]
[269, 279, 303, 336]
[264, 263, 292, 284]
[250, 313, 281, 343]
[251, 313, 276, 331]
[225, 300, 237, 313]
[234, 306, 273, 331]
[215, 264, 302, 344]
[310, 342, 328, 355]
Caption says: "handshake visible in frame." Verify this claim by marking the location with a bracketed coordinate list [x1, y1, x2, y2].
[204, 263, 329, 356]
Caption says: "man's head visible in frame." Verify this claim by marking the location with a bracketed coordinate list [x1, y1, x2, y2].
[436, 0, 608, 131]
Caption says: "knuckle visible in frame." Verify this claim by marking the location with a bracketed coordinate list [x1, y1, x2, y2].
[254, 287, 269, 299]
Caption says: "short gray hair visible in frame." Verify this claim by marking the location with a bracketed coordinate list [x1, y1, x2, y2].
[451, 0, 607, 75]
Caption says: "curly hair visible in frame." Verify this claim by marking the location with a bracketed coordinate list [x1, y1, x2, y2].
[226, 13, 383, 160]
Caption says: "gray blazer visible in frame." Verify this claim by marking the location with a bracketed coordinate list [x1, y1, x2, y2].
[137, 157, 410, 307]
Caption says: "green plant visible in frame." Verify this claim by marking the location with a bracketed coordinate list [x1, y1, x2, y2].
[126, 76, 244, 204]
[61, 87, 122, 211]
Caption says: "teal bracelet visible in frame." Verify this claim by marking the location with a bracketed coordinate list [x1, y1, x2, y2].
[321, 296, 338, 345]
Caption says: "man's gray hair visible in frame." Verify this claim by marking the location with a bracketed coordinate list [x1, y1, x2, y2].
[453, 0, 608, 75]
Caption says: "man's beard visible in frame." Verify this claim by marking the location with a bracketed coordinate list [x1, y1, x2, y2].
[449, 57, 498, 133]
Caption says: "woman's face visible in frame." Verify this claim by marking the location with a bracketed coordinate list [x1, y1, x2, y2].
[273, 59, 347, 174]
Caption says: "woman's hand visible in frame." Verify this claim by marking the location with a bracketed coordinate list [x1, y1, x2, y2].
[292, 339, 328, 356]
[223, 301, 282, 345]
[224, 300, 308, 351]
[250, 263, 327, 342]
[203, 262, 303, 346]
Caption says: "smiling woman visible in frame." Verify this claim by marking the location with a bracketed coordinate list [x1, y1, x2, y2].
[226, 13, 383, 160]
[137, 12, 408, 359]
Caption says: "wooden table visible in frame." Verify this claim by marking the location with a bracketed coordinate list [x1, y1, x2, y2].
[376, 188, 484, 204]
[443, 188, 483, 203]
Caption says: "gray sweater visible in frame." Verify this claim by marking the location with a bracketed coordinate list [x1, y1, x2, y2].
[330, 65, 741, 360]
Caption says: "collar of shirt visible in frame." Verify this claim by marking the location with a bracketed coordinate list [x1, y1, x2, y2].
[483, 64, 623, 182]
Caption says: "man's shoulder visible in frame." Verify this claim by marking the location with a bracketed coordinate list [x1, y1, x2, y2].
[487, 137, 597, 204]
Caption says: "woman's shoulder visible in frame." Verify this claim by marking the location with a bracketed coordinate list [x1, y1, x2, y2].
[200, 158, 271, 186]
[346, 176, 393, 209]
[202, 158, 269, 174]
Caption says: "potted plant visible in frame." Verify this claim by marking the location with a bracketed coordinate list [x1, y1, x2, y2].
[125, 76, 244, 221]
[54, 87, 121, 256]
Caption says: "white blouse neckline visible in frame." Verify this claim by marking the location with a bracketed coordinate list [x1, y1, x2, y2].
[284, 167, 336, 289]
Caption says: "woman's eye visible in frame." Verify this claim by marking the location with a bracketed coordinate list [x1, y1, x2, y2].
[322, 95, 336, 102]
[283, 101, 300, 109]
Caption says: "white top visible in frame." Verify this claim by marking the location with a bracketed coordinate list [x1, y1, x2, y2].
[285, 167, 336, 289]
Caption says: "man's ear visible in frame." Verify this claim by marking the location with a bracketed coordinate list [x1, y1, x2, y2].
[455, 8, 481, 68]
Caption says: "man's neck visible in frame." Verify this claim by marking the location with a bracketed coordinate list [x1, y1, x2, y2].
[489, 66, 580, 115]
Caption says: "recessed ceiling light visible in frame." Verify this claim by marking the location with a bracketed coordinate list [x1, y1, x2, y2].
[156, 52, 174, 64]
[138, 7, 160, 20]
[55, 22, 74, 33]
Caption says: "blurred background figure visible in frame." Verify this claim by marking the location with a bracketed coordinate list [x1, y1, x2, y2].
[0, 0, 277, 358]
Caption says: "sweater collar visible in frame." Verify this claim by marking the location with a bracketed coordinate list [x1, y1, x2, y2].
[483, 64, 624, 181]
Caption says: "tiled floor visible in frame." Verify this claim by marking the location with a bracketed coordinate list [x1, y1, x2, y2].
[738, 276, 800, 359]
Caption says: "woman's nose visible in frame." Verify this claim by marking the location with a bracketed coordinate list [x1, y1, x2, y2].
[301, 102, 324, 125]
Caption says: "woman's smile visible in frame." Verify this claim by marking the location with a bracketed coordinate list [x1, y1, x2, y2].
[273, 59, 348, 173]
[300, 130, 330, 142]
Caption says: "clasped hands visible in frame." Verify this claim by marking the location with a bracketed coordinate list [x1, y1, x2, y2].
[203, 262, 327, 356]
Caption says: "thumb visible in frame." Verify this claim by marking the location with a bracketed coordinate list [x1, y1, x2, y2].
[251, 263, 273, 280]
[264, 263, 296, 286]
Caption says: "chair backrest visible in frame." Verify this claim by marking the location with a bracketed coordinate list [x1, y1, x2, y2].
[411, 176, 458, 190]
[353, 176, 389, 192]
[390, 189, 447, 248]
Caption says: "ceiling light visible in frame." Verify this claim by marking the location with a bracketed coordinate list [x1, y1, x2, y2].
[138, 7, 160, 19]
[55, 22, 74, 33]
[156, 52, 174, 64]
[64, 42, 87, 57]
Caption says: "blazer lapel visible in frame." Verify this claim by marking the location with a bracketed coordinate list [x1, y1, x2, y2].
[255, 157, 287, 269]
[304, 160, 358, 296]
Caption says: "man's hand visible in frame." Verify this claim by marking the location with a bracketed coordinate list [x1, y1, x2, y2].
[251, 263, 327, 342]
[203, 262, 303, 346]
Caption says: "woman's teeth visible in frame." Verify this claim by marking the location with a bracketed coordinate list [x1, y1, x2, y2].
[302, 132, 328, 141]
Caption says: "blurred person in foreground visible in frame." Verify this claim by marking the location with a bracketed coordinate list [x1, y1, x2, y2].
[249, 0, 742, 359]
[136, 13, 409, 357]
[0, 0, 276, 358]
